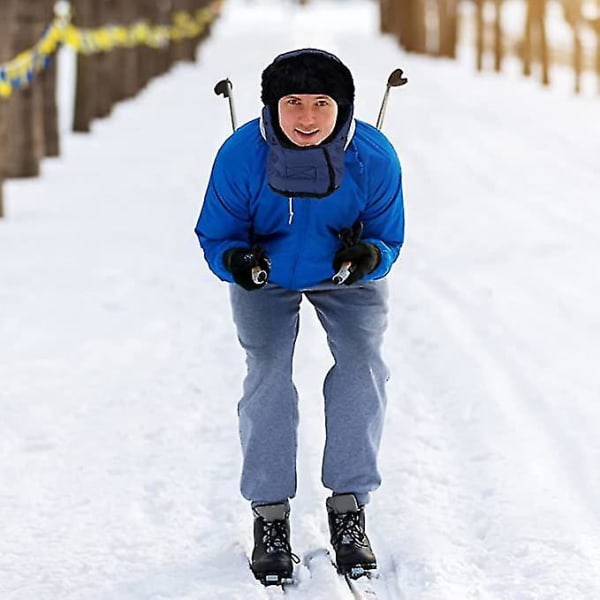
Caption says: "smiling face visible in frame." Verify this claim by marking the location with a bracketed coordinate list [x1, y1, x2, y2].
[277, 94, 339, 147]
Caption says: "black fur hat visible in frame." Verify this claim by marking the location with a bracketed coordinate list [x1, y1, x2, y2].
[261, 48, 355, 106]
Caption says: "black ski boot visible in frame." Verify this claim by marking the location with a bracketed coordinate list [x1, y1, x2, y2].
[326, 493, 377, 578]
[250, 502, 296, 586]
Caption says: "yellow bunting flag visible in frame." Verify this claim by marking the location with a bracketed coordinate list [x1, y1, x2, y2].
[0, 0, 223, 99]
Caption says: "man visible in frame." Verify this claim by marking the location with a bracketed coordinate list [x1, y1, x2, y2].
[196, 48, 404, 585]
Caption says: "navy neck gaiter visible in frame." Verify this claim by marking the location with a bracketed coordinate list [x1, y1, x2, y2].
[261, 105, 354, 199]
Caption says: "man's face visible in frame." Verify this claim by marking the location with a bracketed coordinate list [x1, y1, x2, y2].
[277, 94, 339, 147]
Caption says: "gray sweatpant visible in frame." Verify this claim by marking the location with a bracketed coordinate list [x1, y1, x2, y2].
[229, 280, 390, 507]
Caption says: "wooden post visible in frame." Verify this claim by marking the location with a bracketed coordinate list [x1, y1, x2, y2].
[72, 0, 98, 131]
[40, 0, 60, 157]
[95, 0, 116, 119]
[117, 0, 142, 101]
[4, 0, 47, 178]
[156, 0, 174, 76]
[0, 0, 19, 216]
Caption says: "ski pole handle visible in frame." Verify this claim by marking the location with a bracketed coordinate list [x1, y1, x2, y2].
[252, 265, 268, 285]
[375, 68, 408, 131]
[332, 261, 354, 285]
[214, 78, 238, 132]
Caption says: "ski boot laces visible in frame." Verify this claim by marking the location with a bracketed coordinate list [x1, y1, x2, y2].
[331, 510, 370, 548]
[261, 519, 300, 563]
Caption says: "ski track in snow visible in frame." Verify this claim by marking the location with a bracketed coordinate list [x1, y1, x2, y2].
[1, 0, 600, 598]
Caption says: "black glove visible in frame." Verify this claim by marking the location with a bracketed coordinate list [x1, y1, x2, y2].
[332, 242, 380, 285]
[223, 245, 270, 291]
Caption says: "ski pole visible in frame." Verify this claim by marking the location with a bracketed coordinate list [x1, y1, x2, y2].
[332, 69, 408, 285]
[332, 262, 353, 285]
[214, 80, 267, 285]
[375, 68, 408, 131]
[332, 223, 364, 285]
[251, 266, 268, 285]
[214, 78, 238, 132]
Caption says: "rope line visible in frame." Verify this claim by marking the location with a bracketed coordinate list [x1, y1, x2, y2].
[0, 0, 223, 99]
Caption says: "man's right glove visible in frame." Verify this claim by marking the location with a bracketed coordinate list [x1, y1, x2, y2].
[223, 245, 270, 291]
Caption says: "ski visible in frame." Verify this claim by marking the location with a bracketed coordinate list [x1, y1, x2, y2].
[252, 569, 298, 591]
[248, 558, 297, 590]
[343, 571, 379, 600]
[305, 548, 380, 599]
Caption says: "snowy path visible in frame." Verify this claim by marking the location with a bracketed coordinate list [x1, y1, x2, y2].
[2, 0, 600, 598]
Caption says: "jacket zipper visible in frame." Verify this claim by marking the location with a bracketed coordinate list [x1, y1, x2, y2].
[289, 197, 308, 288]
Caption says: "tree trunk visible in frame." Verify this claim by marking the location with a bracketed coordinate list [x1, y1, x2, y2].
[475, 0, 485, 70]
[379, 0, 392, 33]
[537, 0, 550, 85]
[523, 0, 533, 76]
[414, 0, 427, 53]
[522, 0, 549, 84]
[402, 0, 426, 53]
[596, 12, 600, 94]
[438, 0, 458, 58]
[493, 0, 503, 71]
[573, 21, 582, 94]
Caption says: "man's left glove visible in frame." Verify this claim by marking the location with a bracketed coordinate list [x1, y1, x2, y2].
[332, 242, 380, 285]
[223, 245, 271, 291]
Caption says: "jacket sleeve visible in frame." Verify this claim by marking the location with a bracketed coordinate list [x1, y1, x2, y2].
[361, 141, 405, 281]
[195, 143, 252, 283]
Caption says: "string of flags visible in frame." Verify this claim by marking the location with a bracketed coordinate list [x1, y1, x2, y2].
[0, 0, 223, 99]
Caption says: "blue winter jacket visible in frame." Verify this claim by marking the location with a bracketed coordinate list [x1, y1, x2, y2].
[195, 118, 404, 291]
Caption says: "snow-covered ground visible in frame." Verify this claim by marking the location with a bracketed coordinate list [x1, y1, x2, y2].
[2, 0, 600, 598]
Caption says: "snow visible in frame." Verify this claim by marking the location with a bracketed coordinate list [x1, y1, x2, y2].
[2, 0, 600, 598]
